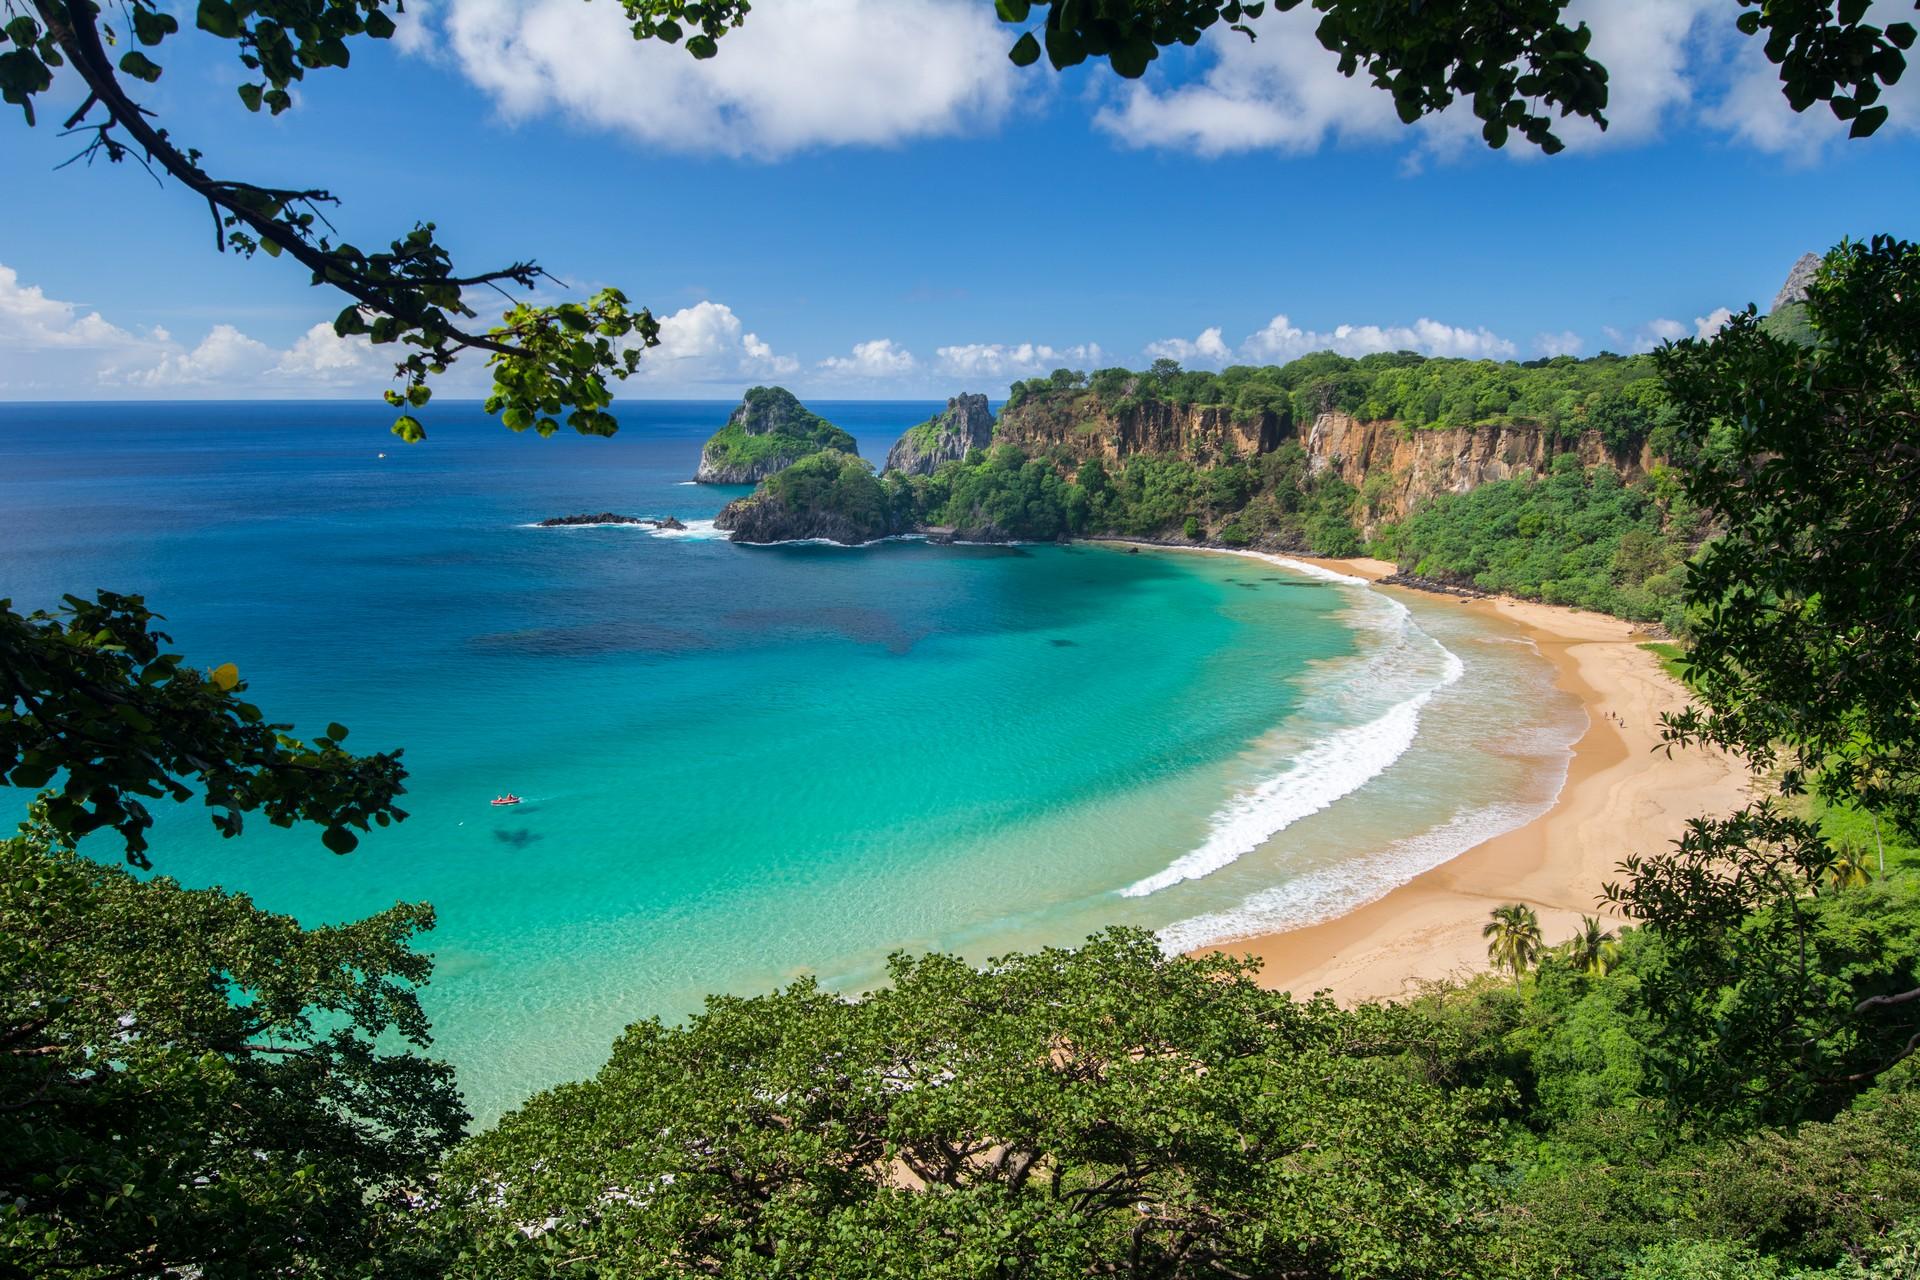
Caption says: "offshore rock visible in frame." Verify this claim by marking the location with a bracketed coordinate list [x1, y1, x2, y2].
[883, 393, 995, 475]
[537, 513, 687, 529]
[714, 451, 898, 546]
[694, 387, 858, 484]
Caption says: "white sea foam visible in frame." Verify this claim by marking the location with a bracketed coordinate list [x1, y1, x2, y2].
[1153, 799, 1553, 954]
[649, 519, 727, 541]
[1120, 636, 1465, 898]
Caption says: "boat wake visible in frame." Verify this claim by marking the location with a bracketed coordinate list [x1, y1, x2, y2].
[1120, 581, 1463, 899]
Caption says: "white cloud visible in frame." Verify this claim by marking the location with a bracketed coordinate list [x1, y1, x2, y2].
[1693, 307, 1736, 340]
[1144, 327, 1232, 365]
[123, 324, 275, 387]
[818, 338, 917, 378]
[1240, 313, 1516, 361]
[935, 341, 1104, 379]
[1701, 1, 1919, 159]
[0, 262, 143, 350]
[1095, 0, 1915, 161]
[269, 322, 383, 382]
[428, 0, 1019, 159]
[1095, 5, 1404, 156]
[0, 262, 806, 398]
[640, 300, 800, 382]
[1533, 331, 1586, 357]
[1647, 318, 1690, 344]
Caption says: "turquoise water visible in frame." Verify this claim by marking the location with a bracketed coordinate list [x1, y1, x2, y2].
[0, 402, 1583, 1121]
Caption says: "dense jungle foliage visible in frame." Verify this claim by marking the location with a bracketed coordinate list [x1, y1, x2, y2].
[1372, 454, 1703, 628]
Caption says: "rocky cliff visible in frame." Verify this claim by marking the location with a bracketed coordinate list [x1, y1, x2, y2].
[1301, 412, 1654, 536]
[994, 394, 1281, 467]
[714, 450, 898, 545]
[694, 386, 858, 484]
[1772, 252, 1822, 311]
[884, 393, 995, 475]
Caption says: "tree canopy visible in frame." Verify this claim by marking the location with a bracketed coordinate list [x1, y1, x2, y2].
[0, 807, 465, 1279]
[1656, 236, 1920, 839]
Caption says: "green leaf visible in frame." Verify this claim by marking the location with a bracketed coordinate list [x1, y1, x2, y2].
[321, 824, 358, 854]
[326, 722, 349, 742]
[236, 81, 263, 111]
[130, 7, 178, 46]
[994, 0, 1031, 21]
[1009, 30, 1041, 67]
[196, 0, 241, 40]
[364, 10, 397, 40]
[391, 415, 426, 443]
[686, 34, 718, 58]
[1850, 103, 1888, 137]
[118, 51, 163, 83]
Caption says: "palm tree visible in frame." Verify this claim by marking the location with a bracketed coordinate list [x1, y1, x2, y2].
[1825, 841, 1873, 891]
[1568, 915, 1617, 976]
[1483, 903, 1544, 989]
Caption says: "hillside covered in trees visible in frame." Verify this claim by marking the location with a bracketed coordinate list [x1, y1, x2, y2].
[720, 348, 1703, 627]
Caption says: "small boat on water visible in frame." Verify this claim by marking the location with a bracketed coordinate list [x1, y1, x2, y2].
[490, 794, 523, 807]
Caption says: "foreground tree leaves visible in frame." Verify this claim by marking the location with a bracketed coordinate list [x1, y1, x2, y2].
[0, 813, 466, 1279]
[432, 930, 1506, 1279]
[1603, 235, 1920, 1119]
[1657, 235, 1920, 839]
[0, 591, 407, 865]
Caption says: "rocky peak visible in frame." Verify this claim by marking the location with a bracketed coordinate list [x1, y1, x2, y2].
[1772, 252, 1822, 312]
[883, 393, 996, 476]
[693, 386, 857, 484]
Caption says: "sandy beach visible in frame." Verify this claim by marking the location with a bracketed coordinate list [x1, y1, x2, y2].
[1192, 555, 1754, 1003]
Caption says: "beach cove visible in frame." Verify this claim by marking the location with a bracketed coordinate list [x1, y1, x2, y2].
[1199, 555, 1753, 1002]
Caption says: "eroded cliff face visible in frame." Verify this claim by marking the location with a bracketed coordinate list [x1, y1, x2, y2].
[995, 395, 1281, 467]
[885, 393, 995, 476]
[1302, 412, 1654, 535]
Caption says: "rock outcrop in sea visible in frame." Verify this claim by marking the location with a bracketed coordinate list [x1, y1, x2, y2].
[536, 512, 687, 529]
[883, 393, 994, 476]
[694, 387, 859, 484]
[714, 451, 900, 546]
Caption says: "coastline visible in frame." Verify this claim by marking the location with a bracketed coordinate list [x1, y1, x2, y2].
[1179, 552, 1753, 1002]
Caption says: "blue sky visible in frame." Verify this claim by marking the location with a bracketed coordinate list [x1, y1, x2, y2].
[3, 0, 1919, 400]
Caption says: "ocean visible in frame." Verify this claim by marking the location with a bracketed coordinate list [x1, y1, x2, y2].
[0, 400, 1584, 1121]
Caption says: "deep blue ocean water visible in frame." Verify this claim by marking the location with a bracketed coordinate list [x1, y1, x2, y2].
[0, 401, 1582, 1121]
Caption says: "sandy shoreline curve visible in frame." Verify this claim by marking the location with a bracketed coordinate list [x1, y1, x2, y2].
[1171, 552, 1753, 1003]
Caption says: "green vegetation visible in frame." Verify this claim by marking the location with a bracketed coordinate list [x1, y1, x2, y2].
[1373, 453, 1702, 627]
[1639, 641, 1690, 684]
[1, 809, 464, 1278]
[1658, 235, 1920, 838]
[0, 591, 407, 864]
[428, 870, 1920, 1276]
[1009, 352, 1672, 453]
[836, 441, 1363, 553]
[717, 450, 898, 544]
[698, 387, 857, 479]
